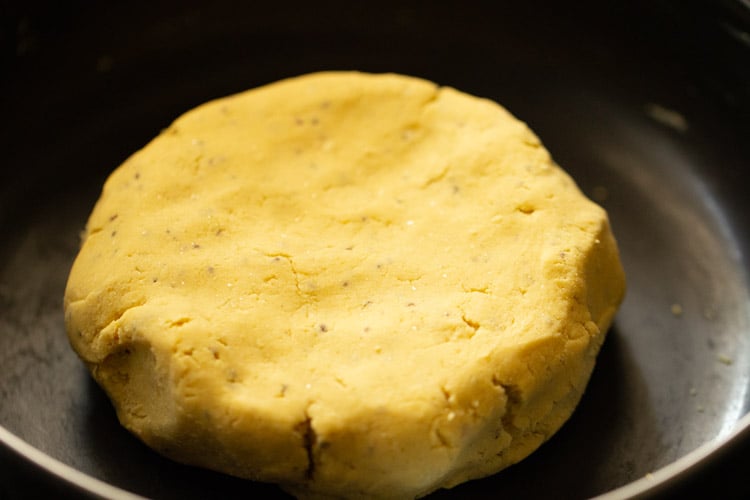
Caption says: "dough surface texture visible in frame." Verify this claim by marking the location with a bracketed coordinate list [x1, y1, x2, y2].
[64, 72, 626, 499]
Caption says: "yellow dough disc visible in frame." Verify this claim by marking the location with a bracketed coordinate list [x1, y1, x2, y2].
[64, 72, 625, 499]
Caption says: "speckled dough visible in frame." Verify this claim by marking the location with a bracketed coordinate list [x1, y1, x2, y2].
[64, 72, 626, 499]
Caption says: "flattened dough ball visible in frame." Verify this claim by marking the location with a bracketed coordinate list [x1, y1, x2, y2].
[64, 72, 625, 499]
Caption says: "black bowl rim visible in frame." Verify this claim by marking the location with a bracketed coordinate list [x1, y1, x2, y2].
[2, 411, 749, 499]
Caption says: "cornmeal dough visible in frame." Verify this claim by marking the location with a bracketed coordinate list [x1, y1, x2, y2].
[64, 72, 625, 499]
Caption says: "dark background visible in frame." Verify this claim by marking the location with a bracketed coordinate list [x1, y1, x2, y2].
[1, 1, 749, 499]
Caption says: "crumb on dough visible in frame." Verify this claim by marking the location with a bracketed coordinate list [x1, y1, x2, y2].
[645, 103, 689, 133]
[717, 354, 733, 366]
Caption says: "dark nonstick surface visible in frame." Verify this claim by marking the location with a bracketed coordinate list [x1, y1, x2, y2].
[2, 1, 749, 498]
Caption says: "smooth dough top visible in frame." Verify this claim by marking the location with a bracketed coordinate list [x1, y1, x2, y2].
[64, 72, 625, 499]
